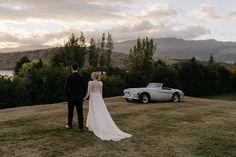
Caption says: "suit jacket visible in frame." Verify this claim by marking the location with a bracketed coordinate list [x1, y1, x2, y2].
[64, 72, 86, 103]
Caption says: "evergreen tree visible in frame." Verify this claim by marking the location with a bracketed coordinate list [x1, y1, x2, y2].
[143, 37, 155, 71]
[101, 33, 106, 50]
[79, 32, 85, 46]
[14, 56, 30, 75]
[38, 58, 43, 68]
[88, 38, 98, 68]
[64, 33, 79, 66]
[51, 47, 67, 67]
[51, 33, 86, 68]
[99, 33, 107, 68]
[79, 32, 86, 55]
[209, 53, 215, 64]
[128, 37, 156, 72]
[106, 33, 114, 67]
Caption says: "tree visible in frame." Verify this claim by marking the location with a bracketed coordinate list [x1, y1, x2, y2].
[79, 32, 86, 59]
[209, 53, 215, 65]
[125, 37, 156, 87]
[142, 37, 155, 71]
[98, 33, 108, 68]
[38, 58, 43, 68]
[51, 33, 87, 68]
[79, 32, 86, 47]
[65, 33, 84, 67]
[106, 33, 114, 67]
[51, 47, 67, 67]
[101, 33, 106, 51]
[14, 56, 30, 75]
[152, 60, 179, 88]
[128, 37, 156, 72]
[175, 58, 207, 96]
[88, 38, 98, 68]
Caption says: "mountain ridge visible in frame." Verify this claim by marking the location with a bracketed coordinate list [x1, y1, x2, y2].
[0, 48, 127, 70]
[0, 38, 236, 69]
[114, 38, 236, 62]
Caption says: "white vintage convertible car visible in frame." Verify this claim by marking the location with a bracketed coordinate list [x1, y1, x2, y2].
[123, 83, 184, 103]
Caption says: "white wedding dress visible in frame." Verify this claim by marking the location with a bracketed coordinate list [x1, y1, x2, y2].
[85, 80, 132, 141]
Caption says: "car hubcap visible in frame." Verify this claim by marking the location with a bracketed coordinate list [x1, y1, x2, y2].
[173, 95, 179, 102]
[143, 96, 148, 103]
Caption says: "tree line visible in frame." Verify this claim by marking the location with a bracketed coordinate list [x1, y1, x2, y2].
[0, 34, 236, 109]
[50, 32, 114, 69]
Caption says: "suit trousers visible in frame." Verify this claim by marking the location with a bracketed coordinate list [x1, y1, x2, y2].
[67, 100, 83, 129]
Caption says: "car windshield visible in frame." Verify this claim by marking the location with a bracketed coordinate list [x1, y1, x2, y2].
[147, 83, 162, 88]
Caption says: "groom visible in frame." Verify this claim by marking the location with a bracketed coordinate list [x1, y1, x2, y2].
[64, 64, 86, 132]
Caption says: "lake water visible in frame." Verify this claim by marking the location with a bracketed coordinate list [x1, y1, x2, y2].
[0, 70, 14, 77]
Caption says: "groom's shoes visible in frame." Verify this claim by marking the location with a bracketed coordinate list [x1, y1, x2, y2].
[65, 125, 72, 129]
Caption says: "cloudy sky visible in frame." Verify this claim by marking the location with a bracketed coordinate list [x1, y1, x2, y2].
[0, 0, 236, 52]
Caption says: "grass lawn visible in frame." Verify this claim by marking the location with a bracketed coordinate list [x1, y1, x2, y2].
[0, 96, 236, 157]
[207, 92, 236, 101]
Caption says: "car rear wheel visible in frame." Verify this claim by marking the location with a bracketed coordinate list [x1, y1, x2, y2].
[139, 93, 150, 104]
[172, 93, 180, 103]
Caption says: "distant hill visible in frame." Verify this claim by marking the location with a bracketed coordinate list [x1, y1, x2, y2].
[0, 49, 53, 70]
[0, 48, 127, 70]
[0, 44, 51, 53]
[114, 38, 236, 63]
[1, 37, 236, 69]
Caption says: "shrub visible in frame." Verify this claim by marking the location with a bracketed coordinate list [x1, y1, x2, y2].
[101, 75, 125, 97]
[152, 60, 180, 88]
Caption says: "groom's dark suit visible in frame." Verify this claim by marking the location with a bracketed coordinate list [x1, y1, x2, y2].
[64, 72, 86, 129]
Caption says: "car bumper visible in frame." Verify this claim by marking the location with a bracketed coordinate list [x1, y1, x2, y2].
[123, 93, 140, 100]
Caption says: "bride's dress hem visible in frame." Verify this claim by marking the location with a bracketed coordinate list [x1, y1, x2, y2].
[86, 126, 132, 141]
[85, 81, 132, 141]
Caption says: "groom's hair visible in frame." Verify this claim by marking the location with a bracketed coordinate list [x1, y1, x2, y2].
[71, 64, 78, 71]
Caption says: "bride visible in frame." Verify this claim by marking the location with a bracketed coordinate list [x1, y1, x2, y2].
[84, 72, 132, 141]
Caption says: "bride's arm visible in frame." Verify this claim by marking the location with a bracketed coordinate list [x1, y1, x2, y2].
[84, 81, 91, 100]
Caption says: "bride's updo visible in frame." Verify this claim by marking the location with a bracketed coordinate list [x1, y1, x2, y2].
[91, 72, 101, 80]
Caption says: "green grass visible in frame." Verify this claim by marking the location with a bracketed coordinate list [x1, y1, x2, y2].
[0, 96, 236, 157]
[192, 123, 236, 157]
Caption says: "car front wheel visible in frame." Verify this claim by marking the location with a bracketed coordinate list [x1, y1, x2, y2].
[172, 93, 180, 103]
[139, 93, 150, 104]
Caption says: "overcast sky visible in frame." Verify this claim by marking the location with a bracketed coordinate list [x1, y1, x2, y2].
[0, 0, 236, 52]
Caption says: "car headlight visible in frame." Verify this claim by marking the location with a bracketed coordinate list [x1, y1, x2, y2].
[132, 91, 140, 95]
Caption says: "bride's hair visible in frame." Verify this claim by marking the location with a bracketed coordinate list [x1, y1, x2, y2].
[91, 72, 101, 80]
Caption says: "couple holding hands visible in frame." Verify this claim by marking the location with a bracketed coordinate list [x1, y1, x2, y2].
[64, 64, 131, 141]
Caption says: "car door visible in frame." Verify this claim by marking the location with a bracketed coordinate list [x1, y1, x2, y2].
[151, 87, 172, 101]
[160, 88, 173, 100]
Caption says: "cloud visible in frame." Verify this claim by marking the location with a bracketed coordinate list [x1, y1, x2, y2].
[0, 1, 214, 52]
[39, 21, 210, 43]
[107, 20, 210, 41]
[0, 0, 129, 21]
[0, 19, 211, 51]
[192, 5, 220, 21]
[228, 9, 236, 20]
[0, 27, 102, 50]
[140, 2, 178, 19]
[0, 32, 20, 43]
